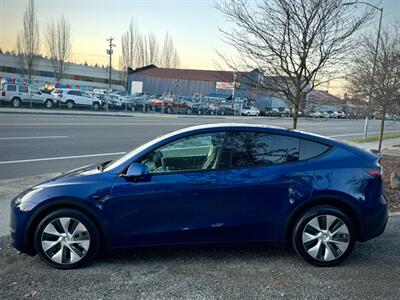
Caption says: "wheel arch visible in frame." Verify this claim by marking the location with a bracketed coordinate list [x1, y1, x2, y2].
[284, 196, 363, 243]
[25, 200, 108, 255]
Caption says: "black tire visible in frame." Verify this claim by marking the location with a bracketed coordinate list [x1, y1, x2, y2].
[66, 100, 74, 110]
[34, 208, 100, 269]
[44, 99, 54, 109]
[11, 97, 21, 108]
[247, 112, 250, 116]
[166, 107, 172, 114]
[93, 102, 99, 110]
[187, 108, 192, 114]
[292, 205, 356, 267]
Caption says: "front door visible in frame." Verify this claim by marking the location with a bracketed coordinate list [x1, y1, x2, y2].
[105, 132, 227, 247]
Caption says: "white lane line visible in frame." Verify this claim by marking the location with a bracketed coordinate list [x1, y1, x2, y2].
[0, 152, 126, 165]
[0, 136, 68, 140]
[328, 130, 400, 138]
[0, 123, 194, 126]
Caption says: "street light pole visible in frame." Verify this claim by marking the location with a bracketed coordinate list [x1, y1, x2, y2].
[344, 2, 383, 139]
[364, 6, 383, 138]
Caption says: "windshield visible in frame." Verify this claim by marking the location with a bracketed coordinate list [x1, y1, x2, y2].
[103, 131, 181, 172]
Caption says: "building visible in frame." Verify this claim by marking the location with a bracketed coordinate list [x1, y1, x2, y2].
[127, 65, 301, 110]
[0, 53, 125, 90]
[127, 64, 235, 97]
[306, 90, 345, 112]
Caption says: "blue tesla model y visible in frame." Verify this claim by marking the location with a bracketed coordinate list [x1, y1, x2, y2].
[10, 124, 388, 268]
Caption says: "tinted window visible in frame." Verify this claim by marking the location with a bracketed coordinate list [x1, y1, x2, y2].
[299, 139, 330, 160]
[138, 132, 225, 173]
[18, 85, 29, 93]
[68, 90, 81, 96]
[7, 85, 16, 92]
[224, 132, 299, 167]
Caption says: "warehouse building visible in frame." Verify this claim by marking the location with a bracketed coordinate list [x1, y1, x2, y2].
[0, 53, 125, 90]
[127, 65, 287, 107]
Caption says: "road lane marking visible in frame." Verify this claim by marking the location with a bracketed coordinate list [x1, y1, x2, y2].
[0, 136, 68, 140]
[0, 123, 194, 126]
[0, 152, 126, 165]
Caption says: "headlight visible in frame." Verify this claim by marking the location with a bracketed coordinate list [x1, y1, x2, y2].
[16, 187, 43, 211]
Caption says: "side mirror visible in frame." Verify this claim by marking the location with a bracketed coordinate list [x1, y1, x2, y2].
[124, 163, 150, 181]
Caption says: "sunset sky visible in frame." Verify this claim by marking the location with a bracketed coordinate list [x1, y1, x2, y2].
[1, 0, 399, 96]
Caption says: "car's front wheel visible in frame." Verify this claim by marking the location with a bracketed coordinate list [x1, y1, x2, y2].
[34, 208, 100, 269]
[292, 205, 355, 267]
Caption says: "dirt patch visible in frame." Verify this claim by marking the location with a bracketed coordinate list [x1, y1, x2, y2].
[381, 155, 400, 212]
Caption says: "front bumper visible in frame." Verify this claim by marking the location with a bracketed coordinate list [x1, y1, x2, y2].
[9, 196, 36, 255]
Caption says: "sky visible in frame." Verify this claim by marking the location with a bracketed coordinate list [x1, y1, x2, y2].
[1, 0, 400, 96]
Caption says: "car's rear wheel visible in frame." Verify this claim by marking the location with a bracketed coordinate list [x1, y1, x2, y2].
[34, 208, 100, 269]
[12, 98, 21, 108]
[292, 205, 355, 267]
[93, 102, 99, 110]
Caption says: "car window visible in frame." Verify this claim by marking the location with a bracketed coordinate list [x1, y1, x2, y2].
[299, 139, 330, 160]
[18, 85, 29, 93]
[138, 132, 226, 173]
[224, 132, 300, 168]
[7, 85, 17, 92]
[82, 91, 90, 98]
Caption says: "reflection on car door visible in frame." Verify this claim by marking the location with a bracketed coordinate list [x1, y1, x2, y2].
[105, 132, 226, 247]
[216, 131, 314, 241]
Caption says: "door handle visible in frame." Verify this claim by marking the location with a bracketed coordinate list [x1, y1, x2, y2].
[191, 181, 212, 186]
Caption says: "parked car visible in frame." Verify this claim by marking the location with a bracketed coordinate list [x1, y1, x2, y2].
[52, 89, 102, 110]
[0, 83, 57, 108]
[191, 102, 216, 115]
[217, 105, 235, 116]
[309, 111, 324, 118]
[241, 106, 260, 116]
[10, 123, 387, 269]
[261, 108, 281, 117]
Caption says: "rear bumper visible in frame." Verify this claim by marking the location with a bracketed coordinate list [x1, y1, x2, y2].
[359, 195, 388, 242]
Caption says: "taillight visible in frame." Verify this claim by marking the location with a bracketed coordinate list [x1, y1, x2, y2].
[1, 91, 5, 96]
[367, 168, 382, 178]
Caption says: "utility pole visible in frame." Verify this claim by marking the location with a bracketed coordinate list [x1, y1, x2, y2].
[106, 37, 116, 112]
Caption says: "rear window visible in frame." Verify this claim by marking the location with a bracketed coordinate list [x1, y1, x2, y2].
[7, 85, 17, 92]
[299, 139, 330, 160]
[18, 86, 29, 93]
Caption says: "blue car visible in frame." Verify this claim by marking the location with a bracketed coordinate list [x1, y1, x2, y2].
[10, 124, 388, 268]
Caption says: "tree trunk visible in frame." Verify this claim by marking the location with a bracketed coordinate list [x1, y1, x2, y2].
[291, 94, 301, 129]
[378, 105, 386, 152]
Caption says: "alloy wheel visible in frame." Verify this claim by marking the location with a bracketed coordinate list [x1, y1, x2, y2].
[302, 214, 350, 262]
[41, 217, 90, 265]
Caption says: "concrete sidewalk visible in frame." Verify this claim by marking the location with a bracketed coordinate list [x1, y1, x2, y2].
[350, 137, 400, 156]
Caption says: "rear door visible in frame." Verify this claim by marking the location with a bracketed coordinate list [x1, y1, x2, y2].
[17, 85, 30, 103]
[216, 131, 314, 241]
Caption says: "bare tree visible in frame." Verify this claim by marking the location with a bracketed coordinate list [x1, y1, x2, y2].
[119, 19, 141, 72]
[159, 32, 181, 68]
[216, 0, 373, 128]
[15, 0, 40, 79]
[45, 15, 71, 82]
[348, 23, 400, 151]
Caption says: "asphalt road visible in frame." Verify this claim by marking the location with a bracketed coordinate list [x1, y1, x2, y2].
[0, 215, 398, 299]
[1, 112, 400, 180]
